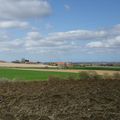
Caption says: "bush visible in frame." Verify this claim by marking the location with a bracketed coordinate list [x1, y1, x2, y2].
[48, 72, 120, 82]
[112, 73, 120, 80]
[66, 74, 77, 81]
[79, 71, 103, 80]
[102, 73, 112, 80]
[89, 71, 102, 80]
[79, 71, 90, 80]
[48, 75, 61, 81]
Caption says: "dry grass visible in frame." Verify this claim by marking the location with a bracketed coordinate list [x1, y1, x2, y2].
[14, 68, 120, 75]
[0, 62, 120, 76]
[0, 62, 56, 68]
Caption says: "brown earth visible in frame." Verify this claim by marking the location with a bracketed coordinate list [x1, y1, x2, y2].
[0, 79, 120, 120]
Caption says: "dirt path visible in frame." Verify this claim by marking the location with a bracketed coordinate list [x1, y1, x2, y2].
[13, 68, 120, 75]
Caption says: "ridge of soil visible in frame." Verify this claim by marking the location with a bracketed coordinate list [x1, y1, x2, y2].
[0, 79, 120, 120]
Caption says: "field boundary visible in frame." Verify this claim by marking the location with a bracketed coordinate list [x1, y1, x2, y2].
[11, 68, 120, 75]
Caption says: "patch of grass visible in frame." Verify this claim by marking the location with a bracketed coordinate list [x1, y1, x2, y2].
[79, 71, 102, 80]
[78, 71, 120, 80]
[0, 68, 77, 81]
[0, 67, 120, 82]
[112, 73, 120, 80]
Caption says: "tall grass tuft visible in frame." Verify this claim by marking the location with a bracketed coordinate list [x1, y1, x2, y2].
[112, 73, 120, 80]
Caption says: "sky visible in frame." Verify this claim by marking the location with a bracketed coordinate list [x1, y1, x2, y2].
[0, 0, 120, 62]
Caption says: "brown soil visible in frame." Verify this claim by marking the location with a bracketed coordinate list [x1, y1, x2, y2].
[0, 79, 120, 120]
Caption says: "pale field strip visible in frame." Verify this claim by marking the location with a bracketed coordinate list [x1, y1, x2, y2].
[0, 62, 56, 68]
[12, 68, 120, 75]
[0, 62, 120, 75]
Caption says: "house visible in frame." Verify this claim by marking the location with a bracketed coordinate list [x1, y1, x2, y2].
[56, 62, 73, 68]
[56, 62, 66, 68]
[21, 58, 29, 63]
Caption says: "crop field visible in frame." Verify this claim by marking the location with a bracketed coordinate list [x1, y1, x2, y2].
[0, 68, 77, 81]
[0, 66, 120, 81]
[68, 66, 120, 71]
[0, 62, 56, 68]
[0, 67, 120, 120]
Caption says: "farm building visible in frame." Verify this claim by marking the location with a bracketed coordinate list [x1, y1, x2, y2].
[56, 62, 73, 68]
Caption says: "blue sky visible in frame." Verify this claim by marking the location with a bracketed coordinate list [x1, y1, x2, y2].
[0, 0, 120, 62]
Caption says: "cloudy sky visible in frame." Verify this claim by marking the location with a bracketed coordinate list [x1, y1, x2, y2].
[0, 0, 120, 62]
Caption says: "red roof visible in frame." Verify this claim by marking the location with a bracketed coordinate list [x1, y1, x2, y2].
[56, 62, 66, 65]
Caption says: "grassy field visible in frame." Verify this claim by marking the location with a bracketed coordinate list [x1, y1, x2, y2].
[0, 68, 77, 81]
[13, 66, 120, 71]
[68, 66, 120, 71]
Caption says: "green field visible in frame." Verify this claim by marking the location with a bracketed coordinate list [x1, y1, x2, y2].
[9, 66, 120, 71]
[0, 68, 77, 81]
[68, 66, 120, 71]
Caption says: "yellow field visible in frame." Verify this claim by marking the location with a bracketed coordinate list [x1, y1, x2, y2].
[12, 68, 120, 75]
[0, 62, 120, 75]
[0, 62, 55, 68]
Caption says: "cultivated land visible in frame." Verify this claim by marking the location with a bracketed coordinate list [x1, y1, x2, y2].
[0, 63, 120, 80]
[0, 68, 77, 81]
[0, 79, 120, 120]
[0, 63, 120, 120]
[14, 68, 120, 75]
[0, 67, 120, 81]
[0, 62, 55, 68]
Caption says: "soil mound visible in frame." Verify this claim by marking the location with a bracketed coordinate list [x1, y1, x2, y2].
[0, 79, 120, 120]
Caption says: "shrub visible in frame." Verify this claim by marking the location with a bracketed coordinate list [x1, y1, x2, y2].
[48, 75, 61, 81]
[102, 73, 112, 80]
[79, 71, 90, 80]
[89, 71, 102, 80]
[112, 73, 120, 80]
[79, 71, 103, 80]
[66, 74, 77, 81]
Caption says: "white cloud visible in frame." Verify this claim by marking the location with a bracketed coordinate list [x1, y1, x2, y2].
[1, 24, 120, 54]
[108, 36, 120, 47]
[0, 21, 30, 29]
[47, 30, 107, 41]
[26, 31, 42, 40]
[45, 23, 54, 30]
[0, 32, 10, 41]
[87, 41, 109, 48]
[87, 35, 120, 49]
[24, 30, 105, 48]
[64, 4, 71, 11]
[0, 39, 23, 51]
[0, 0, 51, 20]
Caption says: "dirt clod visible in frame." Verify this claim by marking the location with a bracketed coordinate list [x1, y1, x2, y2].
[0, 79, 120, 120]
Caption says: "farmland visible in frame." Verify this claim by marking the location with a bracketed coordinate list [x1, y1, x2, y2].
[0, 65, 120, 120]
[0, 62, 56, 68]
[0, 62, 120, 81]
[0, 79, 120, 120]
[68, 65, 120, 71]
[0, 68, 77, 81]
